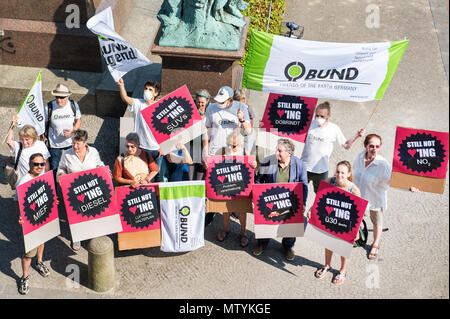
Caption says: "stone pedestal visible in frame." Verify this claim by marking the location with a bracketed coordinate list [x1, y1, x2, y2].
[151, 18, 249, 97]
[0, 0, 135, 73]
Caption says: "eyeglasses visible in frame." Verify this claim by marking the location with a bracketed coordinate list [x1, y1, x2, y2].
[55, 96, 67, 100]
[32, 162, 46, 167]
[228, 144, 238, 148]
[368, 145, 380, 149]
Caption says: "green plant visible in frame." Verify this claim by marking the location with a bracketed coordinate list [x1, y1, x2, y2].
[241, 0, 286, 66]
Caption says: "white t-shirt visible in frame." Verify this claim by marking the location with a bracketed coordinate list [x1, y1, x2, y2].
[353, 151, 391, 211]
[204, 101, 250, 156]
[12, 141, 50, 182]
[128, 99, 159, 151]
[45, 100, 81, 148]
[15, 172, 44, 201]
[300, 119, 347, 173]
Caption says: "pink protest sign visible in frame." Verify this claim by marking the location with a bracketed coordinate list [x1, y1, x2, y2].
[17, 171, 60, 252]
[260, 93, 317, 143]
[392, 126, 449, 179]
[59, 166, 122, 242]
[140, 85, 204, 154]
[308, 181, 367, 245]
[205, 156, 255, 199]
[116, 185, 161, 233]
[252, 183, 304, 239]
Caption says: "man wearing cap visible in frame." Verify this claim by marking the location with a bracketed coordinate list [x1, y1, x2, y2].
[203, 86, 251, 159]
[44, 84, 82, 172]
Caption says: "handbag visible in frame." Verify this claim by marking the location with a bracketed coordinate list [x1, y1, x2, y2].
[4, 142, 23, 190]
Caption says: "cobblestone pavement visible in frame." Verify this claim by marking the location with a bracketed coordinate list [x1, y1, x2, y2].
[0, 0, 448, 299]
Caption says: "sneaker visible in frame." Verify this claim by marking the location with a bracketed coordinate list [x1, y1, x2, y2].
[19, 276, 30, 295]
[284, 248, 295, 261]
[253, 245, 264, 256]
[36, 261, 50, 277]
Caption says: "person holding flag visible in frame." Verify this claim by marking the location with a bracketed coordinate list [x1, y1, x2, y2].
[6, 122, 50, 186]
[44, 84, 82, 174]
[300, 101, 365, 194]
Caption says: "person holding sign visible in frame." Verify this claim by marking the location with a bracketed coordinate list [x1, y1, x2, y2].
[6, 121, 51, 185]
[113, 132, 159, 188]
[353, 134, 391, 260]
[301, 102, 365, 193]
[253, 139, 308, 260]
[216, 131, 257, 247]
[117, 78, 163, 181]
[58, 129, 105, 251]
[308, 161, 361, 284]
[15, 153, 57, 295]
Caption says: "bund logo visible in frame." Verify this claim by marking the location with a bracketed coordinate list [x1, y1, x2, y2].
[284, 61, 305, 81]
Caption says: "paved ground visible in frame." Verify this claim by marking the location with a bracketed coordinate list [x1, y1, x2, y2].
[0, 0, 448, 300]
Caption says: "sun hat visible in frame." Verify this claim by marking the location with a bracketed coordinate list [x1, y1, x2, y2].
[51, 83, 71, 97]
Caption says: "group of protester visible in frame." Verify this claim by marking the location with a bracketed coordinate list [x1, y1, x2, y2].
[7, 77, 400, 294]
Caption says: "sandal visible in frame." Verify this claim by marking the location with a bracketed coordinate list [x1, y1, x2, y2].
[333, 272, 346, 285]
[239, 235, 249, 247]
[217, 230, 230, 242]
[368, 244, 379, 260]
[314, 267, 330, 279]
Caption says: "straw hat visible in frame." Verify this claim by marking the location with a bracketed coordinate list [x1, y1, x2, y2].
[51, 83, 71, 97]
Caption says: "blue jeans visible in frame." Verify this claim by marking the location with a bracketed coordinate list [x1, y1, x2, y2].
[49, 146, 71, 171]
[257, 237, 296, 250]
[146, 149, 163, 182]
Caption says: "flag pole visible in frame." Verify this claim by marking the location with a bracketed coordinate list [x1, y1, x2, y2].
[364, 99, 382, 129]
[2, 121, 15, 144]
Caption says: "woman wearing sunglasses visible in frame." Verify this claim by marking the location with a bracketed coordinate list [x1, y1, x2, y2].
[15, 153, 57, 295]
[353, 134, 391, 260]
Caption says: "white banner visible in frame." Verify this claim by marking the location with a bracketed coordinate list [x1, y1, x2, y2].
[243, 31, 409, 102]
[86, 7, 151, 82]
[17, 71, 46, 136]
[159, 181, 205, 252]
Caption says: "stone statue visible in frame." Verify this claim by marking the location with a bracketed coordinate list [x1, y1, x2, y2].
[157, 0, 249, 51]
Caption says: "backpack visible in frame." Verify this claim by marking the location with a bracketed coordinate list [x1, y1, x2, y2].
[354, 219, 368, 248]
[44, 99, 77, 147]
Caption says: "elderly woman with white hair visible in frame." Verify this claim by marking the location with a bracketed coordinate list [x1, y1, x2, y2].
[253, 138, 308, 261]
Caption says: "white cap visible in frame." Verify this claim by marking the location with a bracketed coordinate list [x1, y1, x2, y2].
[214, 86, 234, 103]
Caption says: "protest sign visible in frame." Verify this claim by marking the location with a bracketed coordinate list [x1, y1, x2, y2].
[140, 85, 205, 154]
[243, 30, 408, 102]
[205, 156, 255, 200]
[391, 126, 449, 194]
[17, 171, 60, 253]
[159, 181, 205, 252]
[305, 181, 367, 258]
[86, 7, 151, 82]
[59, 166, 122, 242]
[252, 183, 304, 238]
[116, 185, 161, 250]
[16, 71, 45, 136]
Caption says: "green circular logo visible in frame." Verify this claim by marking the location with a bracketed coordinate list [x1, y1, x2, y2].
[284, 61, 306, 81]
[180, 206, 190, 216]
[26, 95, 35, 104]
[288, 65, 302, 78]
